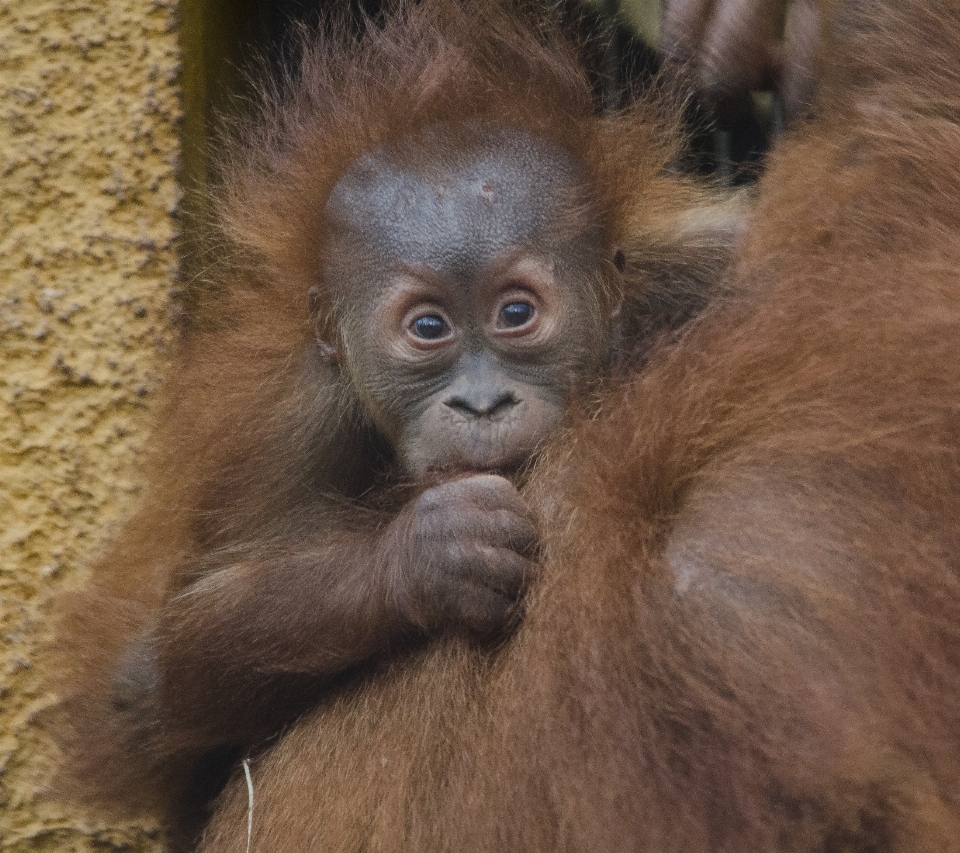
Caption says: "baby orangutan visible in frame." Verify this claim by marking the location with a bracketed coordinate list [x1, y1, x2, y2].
[153, 125, 618, 734]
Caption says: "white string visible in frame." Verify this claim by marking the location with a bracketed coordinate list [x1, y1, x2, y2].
[242, 758, 254, 853]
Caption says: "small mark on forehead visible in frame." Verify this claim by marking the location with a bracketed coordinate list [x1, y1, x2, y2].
[325, 126, 596, 269]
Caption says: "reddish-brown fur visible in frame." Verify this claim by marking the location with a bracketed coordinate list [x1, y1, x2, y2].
[56, 0, 960, 851]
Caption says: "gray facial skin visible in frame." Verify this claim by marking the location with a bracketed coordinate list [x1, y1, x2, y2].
[323, 125, 615, 477]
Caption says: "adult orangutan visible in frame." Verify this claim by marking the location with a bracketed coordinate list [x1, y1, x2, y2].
[55, 0, 960, 851]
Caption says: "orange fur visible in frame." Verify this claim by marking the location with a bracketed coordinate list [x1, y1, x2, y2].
[55, 1, 960, 851]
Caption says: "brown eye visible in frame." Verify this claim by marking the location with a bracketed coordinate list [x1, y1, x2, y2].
[499, 301, 535, 329]
[411, 314, 449, 340]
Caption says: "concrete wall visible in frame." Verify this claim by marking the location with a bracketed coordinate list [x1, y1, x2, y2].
[0, 1, 179, 849]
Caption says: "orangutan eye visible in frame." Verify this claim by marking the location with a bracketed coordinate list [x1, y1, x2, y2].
[499, 301, 535, 328]
[411, 314, 450, 340]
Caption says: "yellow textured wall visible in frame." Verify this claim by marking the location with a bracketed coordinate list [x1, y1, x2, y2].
[0, 0, 179, 849]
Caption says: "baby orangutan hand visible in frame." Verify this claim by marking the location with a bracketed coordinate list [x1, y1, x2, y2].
[384, 474, 538, 638]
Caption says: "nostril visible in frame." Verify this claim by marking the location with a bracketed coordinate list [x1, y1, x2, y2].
[445, 397, 475, 416]
[445, 391, 519, 418]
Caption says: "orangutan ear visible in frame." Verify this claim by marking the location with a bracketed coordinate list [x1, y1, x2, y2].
[616, 190, 749, 355]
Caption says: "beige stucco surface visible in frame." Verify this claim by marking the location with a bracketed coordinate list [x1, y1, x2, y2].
[0, 0, 178, 849]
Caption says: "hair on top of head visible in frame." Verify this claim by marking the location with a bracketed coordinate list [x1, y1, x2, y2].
[208, 0, 681, 338]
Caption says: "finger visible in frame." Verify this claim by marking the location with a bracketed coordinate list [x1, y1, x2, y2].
[701, 0, 784, 93]
[445, 502, 536, 550]
[455, 583, 519, 639]
[781, 0, 819, 118]
[455, 474, 531, 517]
[437, 543, 528, 598]
[471, 547, 534, 599]
[416, 474, 516, 514]
[662, 0, 717, 60]
[481, 509, 538, 554]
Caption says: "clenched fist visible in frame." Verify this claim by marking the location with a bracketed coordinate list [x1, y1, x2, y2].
[383, 474, 538, 638]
